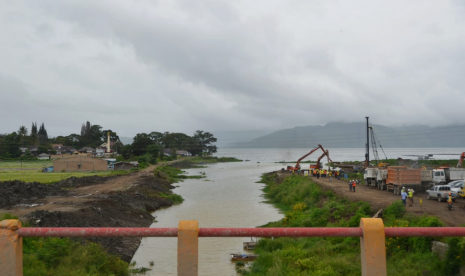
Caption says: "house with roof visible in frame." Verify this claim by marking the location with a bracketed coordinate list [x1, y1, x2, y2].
[176, 150, 191, 157]
[78, 147, 95, 154]
[38, 153, 50, 160]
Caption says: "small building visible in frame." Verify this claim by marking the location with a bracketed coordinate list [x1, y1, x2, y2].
[53, 156, 108, 172]
[114, 162, 136, 171]
[78, 147, 95, 154]
[95, 148, 106, 157]
[38, 153, 50, 160]
[176, 150, 191, 157]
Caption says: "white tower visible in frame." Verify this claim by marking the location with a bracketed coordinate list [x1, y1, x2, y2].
[107, 132, 111, 153]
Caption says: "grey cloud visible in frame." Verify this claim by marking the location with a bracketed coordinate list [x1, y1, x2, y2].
[0, 0, 464, 137]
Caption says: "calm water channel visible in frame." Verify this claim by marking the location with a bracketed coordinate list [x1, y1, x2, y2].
[132, 162, 284, 275]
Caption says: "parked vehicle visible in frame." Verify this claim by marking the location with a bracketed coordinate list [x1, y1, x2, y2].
[386, 166, 421, 195]
[364, 168, 378, 187]
[376, 169, 388, 190]
[449, 180, 465, 195]
[432, 167, 465, 185]
[426, 185, 456, 202]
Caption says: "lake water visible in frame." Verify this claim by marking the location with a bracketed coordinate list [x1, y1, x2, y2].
[132, 147, 463, 275]
[131, 162, 284, 275]
[215, 148, 463, 163]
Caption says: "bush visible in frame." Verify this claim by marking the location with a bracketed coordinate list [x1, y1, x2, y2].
[384, 201, 405, 219]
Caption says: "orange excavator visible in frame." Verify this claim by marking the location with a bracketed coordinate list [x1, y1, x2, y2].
[457, 152, 465, 168]
[311, 149, 334, 169]
[287, 144, 326, 171]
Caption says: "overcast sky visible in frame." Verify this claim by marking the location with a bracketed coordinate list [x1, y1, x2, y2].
[1, 0, 464, 138]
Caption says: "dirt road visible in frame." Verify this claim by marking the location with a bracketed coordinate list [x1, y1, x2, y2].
[0, 162, 181, 261]
[278, 171, 465, 226]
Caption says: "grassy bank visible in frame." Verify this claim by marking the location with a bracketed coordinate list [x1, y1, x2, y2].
[187, 156, 242, 163]
[238, 173, 463, 275]
[0, 214, 129, 276]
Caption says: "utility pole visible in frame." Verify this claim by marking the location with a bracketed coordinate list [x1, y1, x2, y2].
[365, 117, 369, 169]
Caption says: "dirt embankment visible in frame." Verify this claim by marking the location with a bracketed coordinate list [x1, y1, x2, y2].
[276, 170, 465, 227]
[0, 165, 179, 262]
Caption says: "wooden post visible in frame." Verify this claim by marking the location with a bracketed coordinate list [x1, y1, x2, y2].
[0, 220, 23, 276]
[178, 221, 199, 276]
[360, 218, 386, 276]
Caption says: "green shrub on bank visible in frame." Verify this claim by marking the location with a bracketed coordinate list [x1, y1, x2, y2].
[244, 173, 449, 275]
[0, 214, 128, 276]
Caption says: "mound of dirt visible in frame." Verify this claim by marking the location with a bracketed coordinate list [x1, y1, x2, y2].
[27, 199, 154, 262]
[0, 180, 67, 208]
[54, 175, 120, 188]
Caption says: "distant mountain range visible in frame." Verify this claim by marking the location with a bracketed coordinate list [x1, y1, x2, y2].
[228, 122, 465, 148]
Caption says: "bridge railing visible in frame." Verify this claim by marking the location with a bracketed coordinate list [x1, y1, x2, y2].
[2, 218, 465, 276]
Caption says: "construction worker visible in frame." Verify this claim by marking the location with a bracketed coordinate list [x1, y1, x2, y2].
[352, 180, 356, 192]
[401, 189, 408, 207]
[447, 193, 453, 211]
[316, 169, 320, 179]
[411, 188, 415, 203]
[408, 189, 413, 206]
[328, 170, 332, 182]
[349, 180, 353, 191]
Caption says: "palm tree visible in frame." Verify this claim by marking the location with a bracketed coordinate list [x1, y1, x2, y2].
[17, 125, 28, 148]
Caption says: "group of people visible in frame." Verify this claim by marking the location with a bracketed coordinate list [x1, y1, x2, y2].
[310, 169, 340, 181]
[348, 179, 357, 192]
[400, 187, 415, 207]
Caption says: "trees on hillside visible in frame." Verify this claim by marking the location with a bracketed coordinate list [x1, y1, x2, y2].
[127, 130, 218, 159]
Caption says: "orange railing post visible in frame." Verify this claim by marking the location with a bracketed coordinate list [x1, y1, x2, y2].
[0, 220, 23, 276]
[360, 218, 386, 276]
[178, 220, 199, 276]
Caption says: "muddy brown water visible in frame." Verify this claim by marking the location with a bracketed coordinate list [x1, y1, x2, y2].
[131, 162, 284, 275]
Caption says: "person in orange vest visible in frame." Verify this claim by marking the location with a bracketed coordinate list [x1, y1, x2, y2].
[352, 180, 356, 192]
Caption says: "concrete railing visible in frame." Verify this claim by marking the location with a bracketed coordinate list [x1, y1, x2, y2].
[2, 218, 465, 276]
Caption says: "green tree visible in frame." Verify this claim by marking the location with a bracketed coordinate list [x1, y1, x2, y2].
[146, 144, 160, 163]
[101, 130, 120, 143]
[190, 130, 217, 156]
[149, 131, 164, 146]
[38, 123, 48, 145]
[0, 132, 21, 158]
[162, 132, 191, 150]
[113, 141, 123, 154]
[17, 125, 28, 148]
[121, 144, 133, 159]
[37, 145, 49, 155]
[30, 122, 38, 146]
[132, 133, 154, 156]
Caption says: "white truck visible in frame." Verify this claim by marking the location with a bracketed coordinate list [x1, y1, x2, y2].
[376, 169, 388, 190]
[432, 168, 465, 185]
[364, 168, 378, 187]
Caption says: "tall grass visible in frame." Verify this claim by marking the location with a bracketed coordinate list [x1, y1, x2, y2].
[243, 173, 452, 275]
[0, 214, 129, 276]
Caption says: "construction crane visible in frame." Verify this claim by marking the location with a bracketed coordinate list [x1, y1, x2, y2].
[287, 144, 325, 171]
[458, 152, 465, 168]
[369, 126, 389, 167]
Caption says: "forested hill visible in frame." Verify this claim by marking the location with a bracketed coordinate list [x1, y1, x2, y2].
[230, 122, 465, 148]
